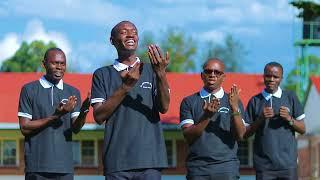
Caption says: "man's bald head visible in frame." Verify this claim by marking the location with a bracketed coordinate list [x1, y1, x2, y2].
[202, 58, 225, 72]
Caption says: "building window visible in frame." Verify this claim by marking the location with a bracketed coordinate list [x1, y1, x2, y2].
[73, 140, 97, 167]
[82, 140, 95, 165]
[165, 139, 176, 167]
[237, 139, 253, 167]
[0, 140, 17, 166]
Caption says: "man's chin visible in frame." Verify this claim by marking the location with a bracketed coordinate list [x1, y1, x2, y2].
[205, 85, 219, 91]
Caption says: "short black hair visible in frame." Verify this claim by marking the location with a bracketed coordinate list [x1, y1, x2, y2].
[264, 61, 283, 75]
[111, 20, 136, 37]
[44, 47, 64, 62]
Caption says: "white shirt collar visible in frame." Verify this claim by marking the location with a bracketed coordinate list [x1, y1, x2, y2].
[200, 87, 224, 99]
[112, 57, 141, 72]
[39, 76, 63, 90]
[262, 87, 282, 100]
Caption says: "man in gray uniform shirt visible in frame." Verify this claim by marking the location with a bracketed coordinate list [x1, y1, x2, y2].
[18, 48, 90, 180]
[91, 21, 170, 180]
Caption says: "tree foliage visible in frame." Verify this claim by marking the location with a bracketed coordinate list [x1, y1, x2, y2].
[205, 34, 247, 72]
[290, 1, 320, 21]
[161, 28, 197, 72]
[137, 31, 155, 63]
[284, 55, 320, 100]
[137, 28, 197, 72]
[1, 40, 56, 72]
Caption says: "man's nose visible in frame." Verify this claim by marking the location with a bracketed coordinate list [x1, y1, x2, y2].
[127, 30, 135, 37]
[56, 63, 62, 69]
[270, 76, 275, 81]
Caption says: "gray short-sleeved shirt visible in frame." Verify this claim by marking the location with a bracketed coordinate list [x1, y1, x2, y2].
[91, 62, 168, 174]
[245, 88, 305, 171]
[180, 88, 246, 176]
[18, 76, 81, 173]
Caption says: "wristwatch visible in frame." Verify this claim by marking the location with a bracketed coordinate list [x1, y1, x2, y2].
[288, 117, 294, 126]
[231, 108, 241, 116]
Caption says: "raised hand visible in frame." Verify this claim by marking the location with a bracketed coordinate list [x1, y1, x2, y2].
[55, 95, 77, 117]
[148, 44, 170, 75]
[203, 98, 220, 118]
[228, 84, 240, 111]
[120, 62, 143, 90]
[279, 106, 291, 121]
[80, 92, 91, 113]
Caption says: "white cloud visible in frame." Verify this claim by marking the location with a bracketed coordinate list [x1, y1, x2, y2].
[0, 19, 71, 66]
[6, 0, 133, 27]
[69, 42, 115, 73]
[0, 33, 20, 65]
[23, 20, 71, 55]
[4, 0, 293, 28]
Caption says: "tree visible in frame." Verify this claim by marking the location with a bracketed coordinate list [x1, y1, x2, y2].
[205, 34, 247, 72]
[161, 28, 197, 72]
[137, 31, 155, 63]
[290, 1, 320, 21]
[1, 40, 56, 72]
[137, 28, 197, 72]
[284, 55, 320, 100]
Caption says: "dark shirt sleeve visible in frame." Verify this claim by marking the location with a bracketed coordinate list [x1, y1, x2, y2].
[91, 69, 107, 105]
[180, 97, 194, 126]
[18, 85, 33, 119]
[290, 91, 305, 120]
[244, 97, 255, 125]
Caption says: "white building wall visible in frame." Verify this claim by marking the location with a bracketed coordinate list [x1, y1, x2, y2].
[304, 85, 320, 133]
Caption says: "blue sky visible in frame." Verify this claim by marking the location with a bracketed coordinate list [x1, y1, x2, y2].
[0, 0, 314, 75]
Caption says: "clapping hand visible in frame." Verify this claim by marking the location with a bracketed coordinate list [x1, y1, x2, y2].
[80, 92, 91, 113]
[55, 96, 77, 117]
[148, 44, 169, 75]
[202, 97, 220, 118]
[228, 84, 240, 110]
[120, 62, 143, 90]
[263, 107, 274, 119]
[279, 106, 291, 121]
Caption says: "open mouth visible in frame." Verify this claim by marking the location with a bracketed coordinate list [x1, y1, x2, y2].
[125, 39, 135, 46]
[54, 72, 63, 78]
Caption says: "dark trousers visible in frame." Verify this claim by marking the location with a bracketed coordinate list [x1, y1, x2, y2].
[186, 173, 239, 180]
[256, 169, 298, 180]
[105, 168, 161, 180]
[25, 172, 73, 180]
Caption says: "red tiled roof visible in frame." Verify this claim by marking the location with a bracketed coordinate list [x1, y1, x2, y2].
[0, 72, 93, 125]
[310, 76, 320, 93]
[0, 72, 264, 125]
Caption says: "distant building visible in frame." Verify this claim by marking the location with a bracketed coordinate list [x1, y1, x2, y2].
[298, 75, 320, 179]
[304, 76, 320, 134]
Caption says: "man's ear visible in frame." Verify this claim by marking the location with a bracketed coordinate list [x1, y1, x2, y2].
[110, 37, 114, 45]
[221, 73, 226, 82]
[42, 60, 46, 69]
[200, 72, 205, 81]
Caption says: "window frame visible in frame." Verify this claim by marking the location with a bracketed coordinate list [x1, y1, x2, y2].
[0, 139, 19, 167]
[73, 139, 98, 167]
[165, 139, 177, 167]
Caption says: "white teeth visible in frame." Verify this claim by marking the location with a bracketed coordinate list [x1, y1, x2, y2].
[126, 40, 134, 44]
